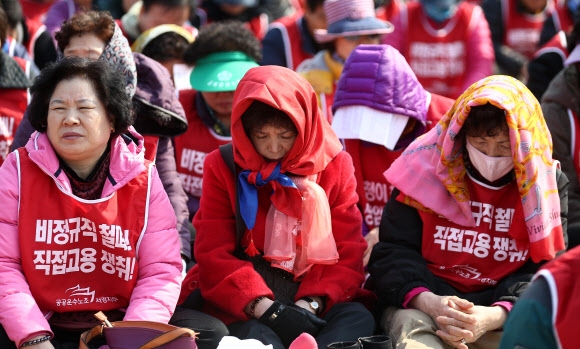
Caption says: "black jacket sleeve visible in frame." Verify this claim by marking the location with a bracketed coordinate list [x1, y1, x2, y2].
[368, 171, 568, 310]
[368, 188, 438, 309]
[526, 52, 565, 101]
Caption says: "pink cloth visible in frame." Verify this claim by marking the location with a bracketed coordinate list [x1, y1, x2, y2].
[289, 333, 318, 349]
[264, 176, 339, 278]
[0, 127, 182, 346]
[384, 75, 564, 263]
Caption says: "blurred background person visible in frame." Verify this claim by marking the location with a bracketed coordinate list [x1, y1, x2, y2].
[297, 0, 393, 121]
[131, 23, 195, 80]
[0, 6, 35, 166]
[540, 36, 580, 250]
[382, 0, 494, 99]
[260, 0, 326, 70]
[526, 15, 580, 100]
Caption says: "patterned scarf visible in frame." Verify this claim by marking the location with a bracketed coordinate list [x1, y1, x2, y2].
[385, 75, 564, 262]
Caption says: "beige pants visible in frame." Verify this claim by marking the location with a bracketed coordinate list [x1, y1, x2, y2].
[380, 307, 502, 349]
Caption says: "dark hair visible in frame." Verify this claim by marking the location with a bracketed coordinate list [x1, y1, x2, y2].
[55, 11, 115, 53]
[241, 101, 297, 137]
[457, 103, 508, 140]
[141, 32, 190, 62]
[183, 20, 262, 65]
[142, 0, 189, 11]
[0, 0, 23, 30]
[28, 57, 133, 137]
[0, 7, 7, 46]
[306, 0, 325, 11]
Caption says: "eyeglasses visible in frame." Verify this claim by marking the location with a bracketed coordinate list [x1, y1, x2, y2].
[343, 34, 383, 42]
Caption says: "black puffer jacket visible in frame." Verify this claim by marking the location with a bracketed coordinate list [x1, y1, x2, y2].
[368, 170, 569, 313]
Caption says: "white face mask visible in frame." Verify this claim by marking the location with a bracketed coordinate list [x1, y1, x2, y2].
[465, 141, 514, 182]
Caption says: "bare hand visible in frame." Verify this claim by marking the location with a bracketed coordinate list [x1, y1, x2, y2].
[436, 304, 507, 344]
[363, 227, 379, 267]
[409, 293, 475, 345]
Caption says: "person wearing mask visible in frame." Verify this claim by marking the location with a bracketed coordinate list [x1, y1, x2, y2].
[118, 0, 195, 45]
[369, 75, 568, 349]
[10, 10, 194, 280]
[0, 6, 35, 166]
[131, 23, 195, 80]
[482, 0, 555, 81]
[382, 0, 494, 99]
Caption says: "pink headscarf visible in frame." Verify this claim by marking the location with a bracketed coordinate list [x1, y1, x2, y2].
[385, 75, 564, 262]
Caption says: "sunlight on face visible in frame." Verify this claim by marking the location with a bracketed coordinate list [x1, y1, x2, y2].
[47, 77, 113, 168]
[64, 32, 106, 60]
[466, 128, 511, 158]
[249, 124, 298, 162]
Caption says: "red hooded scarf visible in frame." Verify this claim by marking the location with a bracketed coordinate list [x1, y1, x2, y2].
[231, 66, 343, 220]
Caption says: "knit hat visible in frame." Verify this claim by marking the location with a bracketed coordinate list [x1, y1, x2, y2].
[332, 44, 429, 151]
[313, 0, 393, 43]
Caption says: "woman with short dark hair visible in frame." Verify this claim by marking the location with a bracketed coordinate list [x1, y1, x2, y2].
[0, 57, 182, 349]
[369, 75, 568, 349]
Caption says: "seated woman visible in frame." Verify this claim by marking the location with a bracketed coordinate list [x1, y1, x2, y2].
[368, 75, 568, 349]
[0, 57, 182, 348]
[180, 65, 375, 349]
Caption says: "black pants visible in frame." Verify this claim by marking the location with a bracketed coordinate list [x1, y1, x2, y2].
[170, 306, 229, 349]
[0, 308, 228, 349]
[228, 302, 375, 349]
[0, 326, 105, 349]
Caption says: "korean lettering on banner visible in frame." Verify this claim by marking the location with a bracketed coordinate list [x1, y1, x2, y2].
[33, 218, 135, 278]
[433, 201, 527, 262]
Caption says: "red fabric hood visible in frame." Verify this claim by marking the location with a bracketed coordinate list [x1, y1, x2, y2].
[231, 66, 343, 175]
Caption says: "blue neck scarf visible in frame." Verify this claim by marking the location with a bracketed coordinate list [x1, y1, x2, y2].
[237, 163, 297, 230]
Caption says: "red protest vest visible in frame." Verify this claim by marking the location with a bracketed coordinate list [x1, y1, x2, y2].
[0, 56, 29, 166]
[269, 15, 313, 70]
[143, 135, 159, 162]
[174, 89, 231, 200]
[400, 1, 477, 98]
[418, 175, 528, 293]
[503, 0, 552, 59]
[17, 148, 150, 313]
[247, 13, 269, 41]
[376, 0, 402, 21]
[539, 247, 580, 348]
[533, 30, 568, 61]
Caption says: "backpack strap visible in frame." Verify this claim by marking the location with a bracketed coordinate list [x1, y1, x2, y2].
[219, 143, 246, 248]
